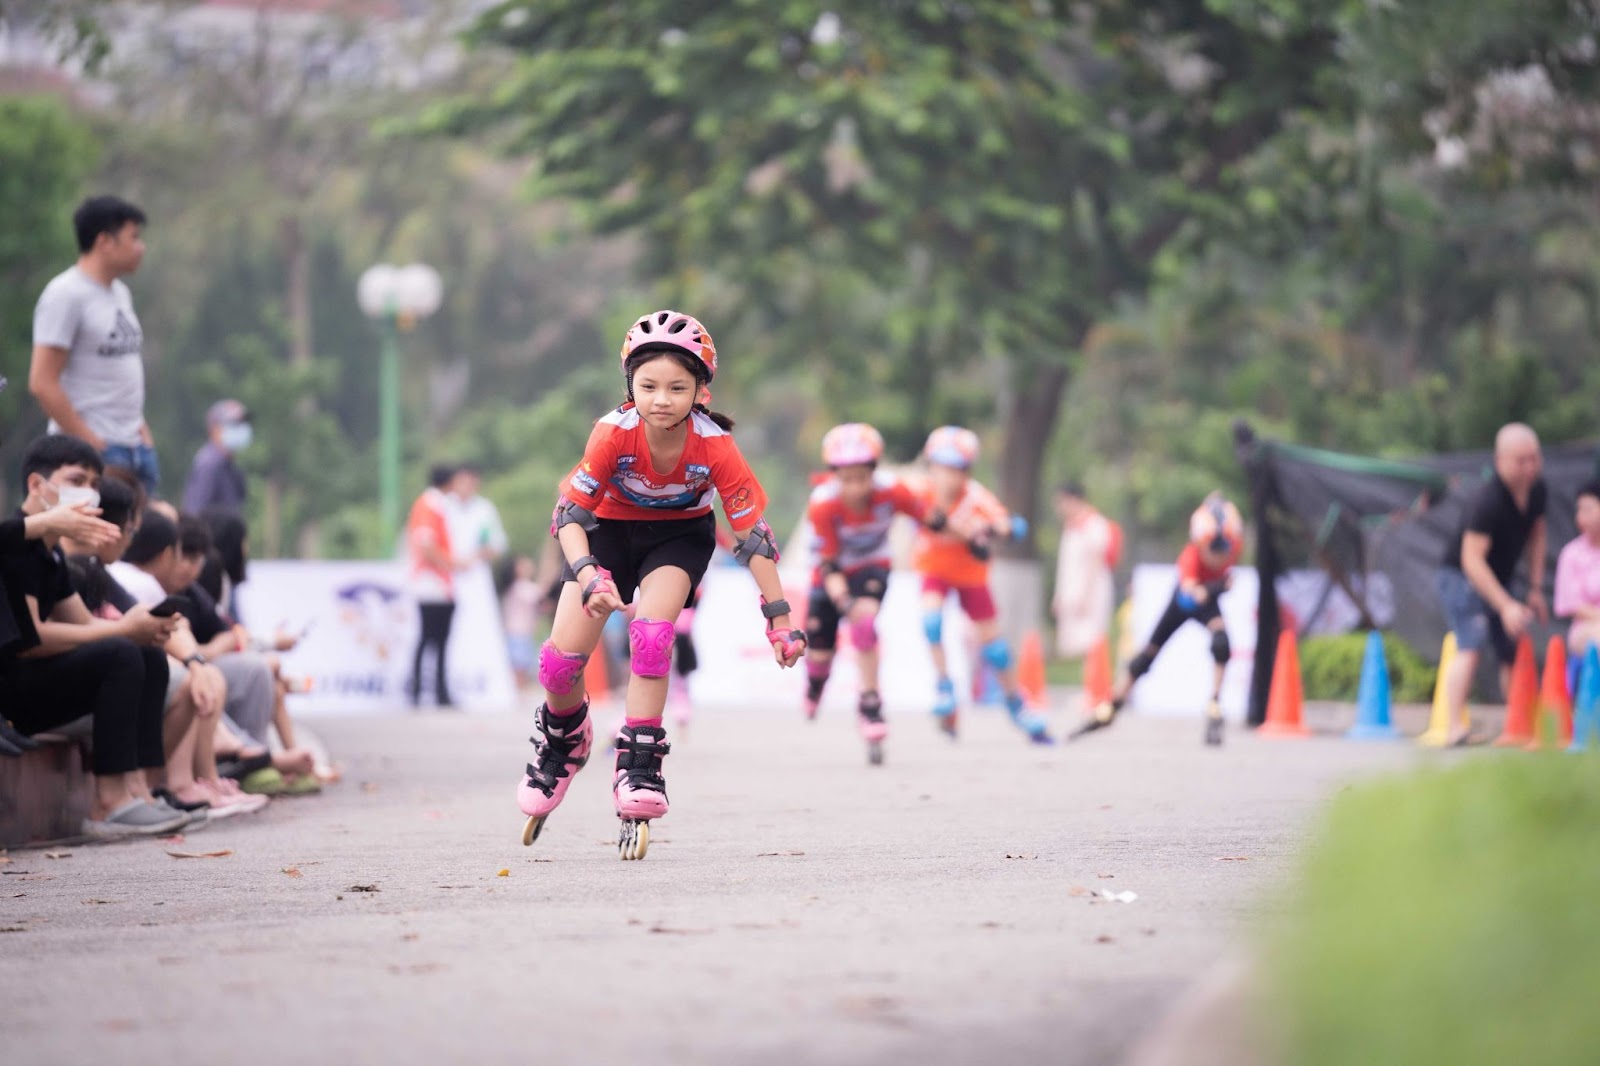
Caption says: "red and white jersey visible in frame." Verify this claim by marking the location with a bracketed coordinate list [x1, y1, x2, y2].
[558, 405, 767, 530]
[806, 471, 927, 580]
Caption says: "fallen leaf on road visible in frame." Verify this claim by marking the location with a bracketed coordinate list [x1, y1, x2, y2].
[1004, 853, 1037, 860]
[756, 851, 805, 857]
[1068, 885, 1091, 897]
[81, 899, 116, 905]
[347, 884, 380, 893]
[1098, 804, 1114, 811]
[165, 849, 233, 860]
[401, 933, 419, 941]
[1143, 928, 1158, 937]
[1094, 934, 1115, 944]
[1096, 872, 1115, 879]
[44, 851, 71, 860]
[3, 870, 31, 876]
[496, 869, 509, 877]
[360, 782, 380, 793]
[9, 893, 23, 899]
[1, 925, 27, 932]
[282, 867, 303, 878]
[648, 925, 713, 935]
[387, 963, 446, 976]
[1215, 856, 1251, 862]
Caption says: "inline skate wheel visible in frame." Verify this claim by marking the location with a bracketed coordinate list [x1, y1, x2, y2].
[618, 819, 650, 860]
[522, 814, 547, 847]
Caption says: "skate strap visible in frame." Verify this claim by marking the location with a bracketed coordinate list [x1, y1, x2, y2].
[568, 555, 602, 579]
[759, 596, 791, 621]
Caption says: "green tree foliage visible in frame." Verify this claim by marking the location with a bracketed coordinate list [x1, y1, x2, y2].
[0, 96, 96, 433]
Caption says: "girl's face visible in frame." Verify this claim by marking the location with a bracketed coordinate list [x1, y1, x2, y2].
[929, 463, 968, 500]
[1577, 494, 1600, 539]
[835, 464, 876, 508]
[632, 354, 699, 430]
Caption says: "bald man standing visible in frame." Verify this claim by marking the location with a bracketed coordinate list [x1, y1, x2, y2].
[1436, 423, 1550, 743]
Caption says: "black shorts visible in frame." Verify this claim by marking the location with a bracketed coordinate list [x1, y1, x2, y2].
[805, 565, 890, 651]
[1144, 588, 1223, 651]
[561, 513, 716, 609]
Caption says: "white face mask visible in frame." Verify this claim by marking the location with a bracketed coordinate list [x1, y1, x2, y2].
[54, 484, 100, 510]
[220, 423, 253, 452]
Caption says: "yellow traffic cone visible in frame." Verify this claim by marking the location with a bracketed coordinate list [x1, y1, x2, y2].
[1417, 632, 1464, 746]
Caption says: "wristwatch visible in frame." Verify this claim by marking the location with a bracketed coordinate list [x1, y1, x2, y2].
[183, 653, 209, 667]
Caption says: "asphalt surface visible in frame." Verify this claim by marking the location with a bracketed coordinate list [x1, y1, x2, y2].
[1, 698, 1426, 1066]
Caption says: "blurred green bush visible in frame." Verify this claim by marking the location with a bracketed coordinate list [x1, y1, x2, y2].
[1271, 755, 1600, 1066]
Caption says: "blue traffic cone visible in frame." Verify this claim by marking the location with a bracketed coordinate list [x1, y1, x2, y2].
[1347, 630, 1400, 740]
[1568, 644, 1600, 752]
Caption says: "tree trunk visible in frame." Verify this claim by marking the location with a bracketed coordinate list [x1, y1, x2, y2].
[282, 212, 321, 558]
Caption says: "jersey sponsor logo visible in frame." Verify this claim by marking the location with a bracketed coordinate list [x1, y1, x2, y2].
[686, 464, 710, 479]
[616, 454, 636, 468]
[726, 486, 755, 520]
[572, 470, 600, 495]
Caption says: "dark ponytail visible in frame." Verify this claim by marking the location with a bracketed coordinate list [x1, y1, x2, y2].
[695, 404, 735, 431]
[625, 348, 736, 432]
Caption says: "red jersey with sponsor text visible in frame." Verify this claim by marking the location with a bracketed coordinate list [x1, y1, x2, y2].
[807, 471, 927, 582]
[558, 405, 768, 530]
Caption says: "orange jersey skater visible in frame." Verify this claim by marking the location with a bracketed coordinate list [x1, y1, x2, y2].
[913, 477, 1011, 591]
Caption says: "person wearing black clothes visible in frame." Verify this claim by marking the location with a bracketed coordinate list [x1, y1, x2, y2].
[1436, 422, 1551, 745]
[0, 434, 187, 836]
[0, 494, 123, 756]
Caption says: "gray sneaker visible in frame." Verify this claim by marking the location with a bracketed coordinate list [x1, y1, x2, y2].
[151, 797, 210, 832]
[82, 800, 190, 838]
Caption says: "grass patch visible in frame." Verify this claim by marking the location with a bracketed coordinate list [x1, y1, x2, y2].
[1270, 755, 1600, 1066]
[1299, 631, 1436, 704]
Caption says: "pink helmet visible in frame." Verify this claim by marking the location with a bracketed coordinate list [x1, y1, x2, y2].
[821, 423, 885, 468]
[924, 426, 979, 470]
[620, 310, 717, 381]
[1190, 494, 1243, 553]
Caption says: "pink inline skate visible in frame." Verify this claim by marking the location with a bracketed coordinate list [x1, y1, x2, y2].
[857, 691, 888, 766]
[612, 722, 671, 860]
[517, 701, 593, 846]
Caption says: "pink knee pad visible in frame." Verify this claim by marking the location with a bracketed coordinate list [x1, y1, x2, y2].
[848, 615, 879, 652]
[538, 640, 589, 695]
[629, 618, 675, 678]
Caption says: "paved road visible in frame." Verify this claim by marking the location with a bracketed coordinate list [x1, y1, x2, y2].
[2, 700, 1425, 1065]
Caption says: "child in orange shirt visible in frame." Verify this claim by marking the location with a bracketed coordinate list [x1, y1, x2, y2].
[914, 426, 1052, 744]
[1073, 493, 1243, 746]
[516, 310, 805, 860]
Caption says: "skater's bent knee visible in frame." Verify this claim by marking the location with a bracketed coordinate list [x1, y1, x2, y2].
[921, 611, 943, 645]
[628, 618, 674, 678]
[980, 638, 1012, 671]
[1210, 629, 1231, 666]
[539, 640, 589, 695]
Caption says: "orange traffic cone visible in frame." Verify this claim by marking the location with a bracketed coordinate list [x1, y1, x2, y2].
[584, 646, 611, 706]
[1527, 637, 1573, 749]
[1018, 630, 1048, 709]
[1078, 635, 1114, 717]
[1493, 634, 1538, 746]
[1259, 629, 1310, 738]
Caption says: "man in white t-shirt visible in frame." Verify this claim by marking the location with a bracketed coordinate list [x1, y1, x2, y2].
[445, 463, 509, 570]
[29, 196, 160, 493]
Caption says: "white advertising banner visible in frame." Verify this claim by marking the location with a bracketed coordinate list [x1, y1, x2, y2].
[1125, 564, 1258, 719]
[688, 562, 973, 717]
[234, 561, 516, 714]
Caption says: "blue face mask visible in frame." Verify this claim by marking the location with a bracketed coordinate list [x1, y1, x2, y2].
[220, 423, 253, 452]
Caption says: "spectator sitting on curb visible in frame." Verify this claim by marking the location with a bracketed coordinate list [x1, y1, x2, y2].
[0, 435, 186, 836]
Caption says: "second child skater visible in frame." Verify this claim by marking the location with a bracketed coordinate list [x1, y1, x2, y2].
[516, 311, 806, 860]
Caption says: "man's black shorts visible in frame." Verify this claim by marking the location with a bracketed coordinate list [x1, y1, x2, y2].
[805, 565, 890, 651]
[561, 513, 716, 609]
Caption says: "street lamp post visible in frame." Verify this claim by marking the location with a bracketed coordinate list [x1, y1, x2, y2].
[358, 263, 443, 543]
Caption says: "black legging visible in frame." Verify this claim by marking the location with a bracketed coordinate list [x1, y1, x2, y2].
[411, 601, 457, 704]
[6, 638, 169, 774]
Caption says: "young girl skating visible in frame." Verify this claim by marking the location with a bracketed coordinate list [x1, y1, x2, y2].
[914, 426, 1053, 744]
[802, 423, 936, 765]
[516, 310, 806, 859]
[1071, 493, 1243, 746]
